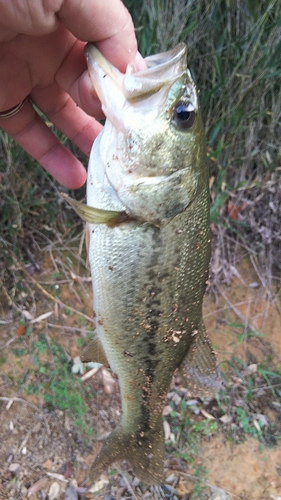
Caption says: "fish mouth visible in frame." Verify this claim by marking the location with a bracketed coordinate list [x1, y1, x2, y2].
[85, 43, 188, 110]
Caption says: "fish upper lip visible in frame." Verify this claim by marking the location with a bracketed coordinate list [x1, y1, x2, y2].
[85, 43, 188, 102]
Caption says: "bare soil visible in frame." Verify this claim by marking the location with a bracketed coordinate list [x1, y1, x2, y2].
[0, 254, 280, 499]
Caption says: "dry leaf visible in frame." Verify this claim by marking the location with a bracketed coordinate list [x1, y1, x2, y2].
[163, 420, 171, 440]
[219, 414, 233, 424]
[22, 310, 33, 320]
[17, 325, 25, 337]
[28, 478, 48, 497]
[201, 408, 215, 420]
[81, 365, 101, 382]
[88, 474, 109, 493]
[102, 368, 116, 394]
[48, 482, 61, 500]
[30, 311, 53, 324]
[46, 472, 68, 482]
[8, 463, 20, 472]
[163, 405, 172, 416]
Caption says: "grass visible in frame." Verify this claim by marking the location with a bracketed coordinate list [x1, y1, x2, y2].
[6, 332, 93, 437]
[125, 0, 281, 286]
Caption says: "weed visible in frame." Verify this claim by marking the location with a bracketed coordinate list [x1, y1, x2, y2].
[213, 355, 281, 445]
[190, 465, 208, 500]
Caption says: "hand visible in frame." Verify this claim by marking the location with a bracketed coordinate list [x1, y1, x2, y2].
[0, 0, 143, 188]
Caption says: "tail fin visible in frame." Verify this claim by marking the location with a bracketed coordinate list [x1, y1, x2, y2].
[89, 421, 164, 485]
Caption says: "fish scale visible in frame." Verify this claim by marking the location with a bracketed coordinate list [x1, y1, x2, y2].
[64, 43, 221, 485]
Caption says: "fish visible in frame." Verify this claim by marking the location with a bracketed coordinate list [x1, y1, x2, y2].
[64, 42, 221, 485]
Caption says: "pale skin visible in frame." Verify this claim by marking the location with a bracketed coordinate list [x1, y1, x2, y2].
[0, 0, 145, 188]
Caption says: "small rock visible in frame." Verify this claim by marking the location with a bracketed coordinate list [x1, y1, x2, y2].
[210, 489, 231, 500]
[9, 464, 20, 472]
[64, 484, 78, 500]
[8, 463, 20, 473]
[49, 481, 61, 500]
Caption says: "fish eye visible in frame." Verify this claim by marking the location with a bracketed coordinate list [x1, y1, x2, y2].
[172, 101, 196, 129]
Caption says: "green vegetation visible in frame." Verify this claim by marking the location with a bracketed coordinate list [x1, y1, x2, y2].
[217, 356, 281, 444]
[11, 333, 93, 436]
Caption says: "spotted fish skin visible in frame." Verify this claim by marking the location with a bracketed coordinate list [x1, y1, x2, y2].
[79, 43, 221, 485]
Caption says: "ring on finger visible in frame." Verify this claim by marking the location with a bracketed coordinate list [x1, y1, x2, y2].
[0, 100, 25, 119]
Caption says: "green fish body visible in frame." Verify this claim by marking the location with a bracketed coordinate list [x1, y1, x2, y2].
[69, 44, 221, 485]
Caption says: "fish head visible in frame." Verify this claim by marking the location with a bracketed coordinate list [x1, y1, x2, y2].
[85, 43, 207, 226]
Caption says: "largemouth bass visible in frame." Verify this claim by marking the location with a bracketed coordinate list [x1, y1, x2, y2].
[65, 43, 221, 485]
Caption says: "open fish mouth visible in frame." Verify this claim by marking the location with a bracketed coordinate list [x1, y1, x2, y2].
[85, 43, 193, 113]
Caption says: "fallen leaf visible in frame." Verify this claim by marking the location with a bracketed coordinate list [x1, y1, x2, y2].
[219, 414, 233, 424]
[81, 365, 101, 381]
[201, 408, 215, 420]
[64, 461, 74, 479]
[28, 478, 48, 497]
[88, 474, 109, 493]
[42, 459, 53, 470]
[102, 368, 116, 394]
[46, 472, 67, 482]
[49, 482, 61, 500]
[16, 325, 25, 337]
[22, 310, 33, 321]
[163, 405, 172, 416]
[30, 311, 53, 324]
[227, 201, 239, 220]
[163, 420, 171, 440]
[8, 463, 20, 472]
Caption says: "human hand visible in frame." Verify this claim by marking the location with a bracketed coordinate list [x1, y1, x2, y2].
[0, 0, 144, 188]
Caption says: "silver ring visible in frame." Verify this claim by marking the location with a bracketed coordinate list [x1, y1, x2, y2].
[0, 100, 25, 119]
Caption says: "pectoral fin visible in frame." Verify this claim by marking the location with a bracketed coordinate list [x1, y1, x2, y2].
[180, 323, 221, 398]
[61, 193, 125, 225]
[81, 337, 110, 367]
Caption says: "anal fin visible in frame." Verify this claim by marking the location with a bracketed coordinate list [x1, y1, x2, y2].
[180, 322, 221, 398]
[81, 337, 110, 367]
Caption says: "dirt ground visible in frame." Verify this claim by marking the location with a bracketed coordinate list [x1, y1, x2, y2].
[0, 254, 280, 500]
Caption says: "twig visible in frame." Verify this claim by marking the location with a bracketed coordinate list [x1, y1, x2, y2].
[47, 323, 93, 333]
[0, 337, 16, 350]
[81, 366, 101, 382]
[216, 284, 256, 332]
[178, 471, 240, 499]
[0, 396, 40, 412]
[9, 250, 95, 324]
[203, 299, 255, 318]
[116, 468, 139, 500]
[36, 278, 92, 285]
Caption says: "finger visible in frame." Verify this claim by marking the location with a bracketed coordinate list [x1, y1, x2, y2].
[58, 0, 138, 72]
[0, 99, 87, 188]
[31, 82, 103, 156]
[55, 40, 146, 116]
[54, 38, 104, 115]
